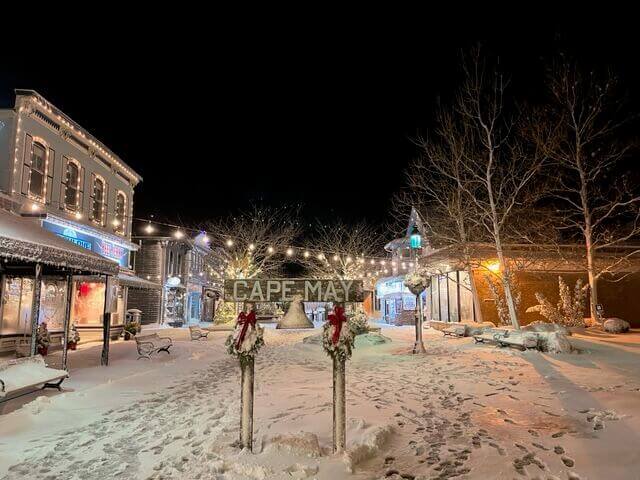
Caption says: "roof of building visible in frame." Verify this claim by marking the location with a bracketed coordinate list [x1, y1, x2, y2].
[14, 89, 142, 185]
[117, 271, 162, 289]
[0, 209, 119, 275]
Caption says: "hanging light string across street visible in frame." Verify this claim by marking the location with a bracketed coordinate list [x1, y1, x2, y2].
[132, 217, 416, 277]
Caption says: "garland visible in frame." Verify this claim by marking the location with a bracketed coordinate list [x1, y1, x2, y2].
[226, 310, 265, 363]
[322, 306, 355, 361]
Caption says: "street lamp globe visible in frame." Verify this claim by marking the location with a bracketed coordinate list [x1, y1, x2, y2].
[409, 225, 422, 250]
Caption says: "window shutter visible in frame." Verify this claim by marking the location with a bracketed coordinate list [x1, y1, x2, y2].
[103, 180, 109, 226]
[21, 134, 33, 195]
[46, 147, 55, 204]
[89, 173, 96, 221]
[79, 166, 86, 213]
[59, 156, 69, 209]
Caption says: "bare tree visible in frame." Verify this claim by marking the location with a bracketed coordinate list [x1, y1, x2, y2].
[398, 49, 548, 329]
[203, 205, 303, 279]
[450, 51, 548, 328]
[300, 220, 385, 281]
[534, 60, 640, 323]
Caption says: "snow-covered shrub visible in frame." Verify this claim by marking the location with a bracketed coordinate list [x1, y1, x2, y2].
[485, 272, 521, 326]
[349, 311, 369, 335]
[603, 318, 630, 334]
[404, 268, 431, 295]
[68, 322, 80, 344]
[534, 277, 586, 327]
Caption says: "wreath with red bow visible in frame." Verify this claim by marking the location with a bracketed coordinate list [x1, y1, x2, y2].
[226, 310, 264, 362]
[322, 305, 356, 361]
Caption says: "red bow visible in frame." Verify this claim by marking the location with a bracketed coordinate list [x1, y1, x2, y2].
[236, 310, 257, 349]
[328, 306, 346, 345]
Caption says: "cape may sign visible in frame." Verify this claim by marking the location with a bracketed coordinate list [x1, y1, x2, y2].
[224, 279, 364, 303]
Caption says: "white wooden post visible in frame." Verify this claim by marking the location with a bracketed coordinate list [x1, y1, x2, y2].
[333, 355, 346, 453]
[61, 275, 74, 371]
[240, 356, 255, 451]
[29, 263, 43, 356]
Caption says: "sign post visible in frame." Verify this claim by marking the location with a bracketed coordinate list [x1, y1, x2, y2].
[224, 279, 363, 455]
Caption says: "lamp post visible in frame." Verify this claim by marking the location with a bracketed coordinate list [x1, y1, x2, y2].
[409, 226, 426, 354]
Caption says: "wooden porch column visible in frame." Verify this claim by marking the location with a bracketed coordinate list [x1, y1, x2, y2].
[61, 275, 74, 371]
[101, 275, 111, 366]
[29, 263, 43, 356]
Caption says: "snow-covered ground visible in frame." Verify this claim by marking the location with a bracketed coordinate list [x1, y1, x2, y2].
[2, 326, 640, 479]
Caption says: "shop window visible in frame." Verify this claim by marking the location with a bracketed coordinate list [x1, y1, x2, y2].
[72, 281, 106, 325]
[115, 191, 126, 234]
[39, 279, 67, 331]
[439, 274, 449, 321]
[431, 276, 440, 321]
[90, 175, 106, 224]
[1, 277, 34, 335]
[448, 272, 459, 322]
[29, 142, 47, 199]
[458, 271, 474, 322]
[63, 160, 81, 211]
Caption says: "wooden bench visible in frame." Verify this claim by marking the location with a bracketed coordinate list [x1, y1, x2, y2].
[0, 355, 68, 401]
[443, 325, 466, 338]
[135, 334, 173, 359]
[473, 331, 538, 351]
[189, 326, 209, 341]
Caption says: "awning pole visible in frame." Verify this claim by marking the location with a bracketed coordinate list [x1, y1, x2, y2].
[101, 275, 111, 366]
[29, 263, 43, 357]
[61, 275, 74, 371]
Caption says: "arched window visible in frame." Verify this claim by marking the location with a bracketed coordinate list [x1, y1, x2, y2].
[114, 191, 126, 234]
[29, 142, 47, 198]
[91, 176, 105, 224]
[63, 160, 80, 210]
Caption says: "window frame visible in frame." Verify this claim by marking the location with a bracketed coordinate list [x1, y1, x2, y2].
[91, 174, 106, 225]
[63, 158, 81, 212]
[114, 190, 127, 234]
[28, 140, 48, 200]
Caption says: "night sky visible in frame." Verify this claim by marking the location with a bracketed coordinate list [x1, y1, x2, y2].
[2, 11, 638, 231]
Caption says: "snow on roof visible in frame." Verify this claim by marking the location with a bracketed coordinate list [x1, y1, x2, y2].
[117, 272, 162, 290]
[0, 210, 119, 275]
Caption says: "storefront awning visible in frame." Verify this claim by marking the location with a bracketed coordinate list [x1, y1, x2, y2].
[0, 210, 119, 275]
[117, 272, 162, 290]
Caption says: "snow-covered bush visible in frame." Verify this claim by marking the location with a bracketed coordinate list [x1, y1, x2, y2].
[534, 277, 586, 327]
[403, 269, 431, 295]
[603, 318, 630, 334]
[485, 272, 521, 326]
[68, 322, 80, 344]
[349, 311, 370, 335]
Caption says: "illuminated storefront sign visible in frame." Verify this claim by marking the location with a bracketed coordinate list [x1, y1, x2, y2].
[42, 220, 130, 267]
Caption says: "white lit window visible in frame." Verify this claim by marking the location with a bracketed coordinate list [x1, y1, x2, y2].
[91, 176, 105, 224]
[63, 160, 80, 210]
[115, 191, 126, 234]
[29, 142, 47, 199]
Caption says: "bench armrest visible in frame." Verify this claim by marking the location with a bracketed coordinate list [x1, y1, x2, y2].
[157, 336, 173, 345]
[0, 379, 4, 393]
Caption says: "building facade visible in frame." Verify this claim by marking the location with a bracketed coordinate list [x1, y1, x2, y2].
[129, 233, 221, 325]
[0, 90, 144, 348]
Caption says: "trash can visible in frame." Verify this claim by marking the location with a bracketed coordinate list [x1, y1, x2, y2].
[126, 308, 143, 330]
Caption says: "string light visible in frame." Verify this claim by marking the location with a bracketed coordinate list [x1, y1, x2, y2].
[248, 243, 255, 251]
[174, 229, 184, 239]
[333, 254, 339, 261]
[226, 239, 234, 247]
[267, 246, 274, 254]
[145, 223, 154, 234]
[303, 251, 310, 258]
[286, 248, 294, 257]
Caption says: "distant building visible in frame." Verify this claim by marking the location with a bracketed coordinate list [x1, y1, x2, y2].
[0, 90, 157, 350]
[129, 232, 221, 326]
[388, 208, 640, 328]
